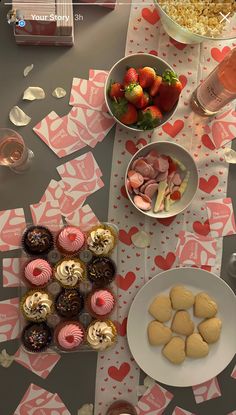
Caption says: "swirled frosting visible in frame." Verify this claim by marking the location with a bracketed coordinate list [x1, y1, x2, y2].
[25, 259, 52, 286]
[55, 260, 84, 287]
[57, 323, 84, 349]
[90, 290, 115, 316]
[86, 321, 116, 350]
[87, 228, 114, 255]
[23, 291, 52, 321]
[58, 227, 84, 253]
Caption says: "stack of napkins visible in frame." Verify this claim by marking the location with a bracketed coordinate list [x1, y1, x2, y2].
[13, 0, 74, 46]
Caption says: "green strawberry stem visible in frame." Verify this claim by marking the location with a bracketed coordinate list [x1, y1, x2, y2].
[162, 69, 179, 85]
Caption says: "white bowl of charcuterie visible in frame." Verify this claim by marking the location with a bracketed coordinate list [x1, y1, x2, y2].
[125, 141, 198, 218]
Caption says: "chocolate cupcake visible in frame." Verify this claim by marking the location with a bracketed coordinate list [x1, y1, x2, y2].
[87, 256, 116, 287]
[55, 289, 83, 318]
[22, 226, 53, 256]
[22, 322, 52, 352]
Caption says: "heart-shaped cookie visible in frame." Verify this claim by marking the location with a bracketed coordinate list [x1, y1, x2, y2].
[198, 317, 222, 344]
[148, 321, 172, 346]
[194, 292, 218, 318]
[162, 336, 186, 364]
[186, 333, 209, 358]
[170, 285, 195, 310]
[148, 295, 172, 322]
[171, 311, 194, 336]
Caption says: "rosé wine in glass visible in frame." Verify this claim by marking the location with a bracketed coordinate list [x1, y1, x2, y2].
[0, 128, 34, 173]
[106, 400, 137, 415]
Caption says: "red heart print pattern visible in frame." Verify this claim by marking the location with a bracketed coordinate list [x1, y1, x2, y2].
[211, 46, 231, 63]
[141, 8, 160, 25]
[162, 120, 184, 137]
[155, 252, 176, 270]
[157, 216, 177, 226]
[116, 272, 136, 290]
[114, 318, 127, 336]
[201, 134, 215, 150]
[149, 50, 158, 56]
[119, 227, 139, 245]
[199, 176, 219, 194]
[120, 185, 128, 199]
[193, 219, 211, 236]
[169, 37, 187, 50]
[125, 138, 148, 155]
[108, 362, 131, 382]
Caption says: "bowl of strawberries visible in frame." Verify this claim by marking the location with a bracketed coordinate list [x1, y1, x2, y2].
[105, 53, 183, 131]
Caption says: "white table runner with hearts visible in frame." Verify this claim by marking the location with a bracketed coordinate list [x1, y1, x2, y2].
[94, 1, 235, 413]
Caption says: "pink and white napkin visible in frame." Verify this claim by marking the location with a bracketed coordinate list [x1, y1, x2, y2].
[135, 383, 173, 414]
[231, 365, 236, 379]
[0, 208, 26, 251]
[89, 69, 108, 83]
[69, 78, 107, 112]
[14, 383, 71, 415]
[14, 347, 61, 379]
[65, 204, 99, 230]
[192, 377, 221, 404]
[2, 258, 23, 287]
[0, 298, 20, 342]
[176, 230, 217, 267]
[172, 407, 195, 415]
[206, 197, 236, 237]
[30, 200, 63, 228]
[204, 108, 236, 149]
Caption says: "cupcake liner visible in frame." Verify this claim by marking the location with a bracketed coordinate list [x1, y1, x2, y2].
[22, 225, 54, 257]
[23, 258, 53, 289]
[86, 319, 117, 350]
[87, 256, 117, 287]
[56, 226, 86, 256]
[53, 258, 86, 289]
[86, 224, 117, 257]
[21, 322, 53, 353]
[54, 320, 85, 351]
[86, 288, 116, 320]
[20, 289, 54, 323]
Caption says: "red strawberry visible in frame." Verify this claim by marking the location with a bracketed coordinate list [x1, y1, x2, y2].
[138, 66, 156, 88]
[149, 75, 162, 97]
[125, 83, 143, 106]
[112, 98, 138, 125]
[167, 156, 177, 175]
[153, 95, 161, 107]
[123, 67, 139, 86]
[135, 91, 150, 109]
[170, 190, 181, 200]
[137, 105, 163, 130]
[109, 82, 124, 101]
[159, 70, 183, 112]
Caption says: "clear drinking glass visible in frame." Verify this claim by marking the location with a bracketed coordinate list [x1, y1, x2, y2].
[106, 400, 137, 415]
[0, 128, 34, 173]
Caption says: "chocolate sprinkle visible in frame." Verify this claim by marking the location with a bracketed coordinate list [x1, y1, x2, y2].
[22, 322, 52, 352]
[55, 289, 83, 318]
[22, 226, 53, 255]
[87, 256, 116, 287]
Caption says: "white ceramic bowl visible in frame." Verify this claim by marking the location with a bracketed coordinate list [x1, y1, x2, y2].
[154, 0, 236, 44]
[125, 141, 198, 218]
[104, 53, 179, 132]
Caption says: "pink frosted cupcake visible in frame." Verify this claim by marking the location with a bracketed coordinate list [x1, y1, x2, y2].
[24, 259, 52, 287]
[56, 226, 85, 255]
[86, 289, 115, 319]
[55, 322, 85, 351]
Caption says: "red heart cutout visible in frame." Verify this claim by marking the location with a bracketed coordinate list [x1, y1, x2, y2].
[108, 362, 130, 382]
[113, 318, 127, 336]
[211, 46, 231, 63]
[119, 227, 138, 245]
[141, 8, 160, 25]
[116, 272, 136, 290]
[169, 37, 187, 50]
[120, 185, 128, 199]
[201, 134, 215, 150]
[125, 139, 147, 155]
[33, 268, 42, 276]
[155, 252, 176, 270]
[157, 216, 177, 226]
[179, 74, 187, 89]
[193, 219, 211, 236]
[68, 233, 76, 241]
[199, 175, 219, 193]
[149, 50, 158, 56]
[162, 120, 184, 138]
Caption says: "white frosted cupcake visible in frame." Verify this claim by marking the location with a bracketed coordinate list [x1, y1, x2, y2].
[54, 258, 85, 289]
[87, 225, 116, 256]
[86, 320, 117, 351]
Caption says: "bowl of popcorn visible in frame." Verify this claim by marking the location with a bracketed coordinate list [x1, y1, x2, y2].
[154, 0, 236, 44]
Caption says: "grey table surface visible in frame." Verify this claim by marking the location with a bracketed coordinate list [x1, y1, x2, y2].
[0, 3, 236, 415]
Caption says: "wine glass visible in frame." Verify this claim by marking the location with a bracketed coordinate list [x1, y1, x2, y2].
[0, 128, 34, 173]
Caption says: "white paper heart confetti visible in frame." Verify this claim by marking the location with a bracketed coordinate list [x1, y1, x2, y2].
[9, 106, 31, 126]
[23, 87, 45, 101]
[77, 404, 93, 415]
[0, 349, 14, 368]
[52, 87, 67, 98]
[143, 375, 156, 389]
[131, 230, 150, 248]
[23, 64, 34, 77]
[223, 147, 236, 164]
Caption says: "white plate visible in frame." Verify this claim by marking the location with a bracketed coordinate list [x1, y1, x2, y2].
[127, 267, 236, 387]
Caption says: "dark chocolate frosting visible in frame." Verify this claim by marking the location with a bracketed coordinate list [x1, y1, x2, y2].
[55, 289, 83, 318]
[23, 226, 53, 255]
[22, 322, 52, 352]
[87, 256, 116, 286]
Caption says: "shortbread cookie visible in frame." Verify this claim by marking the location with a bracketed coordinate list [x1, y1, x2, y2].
[186, 333, 209, 358]
[162, 336, 186, 364]
[170, 285, 195, 310]
[198, 317, 222, 344]
[194, 292, 218, 318]
[147, 321, 172, 346]
[171, 310, 194, 336]
[148, 295, 172, 322]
